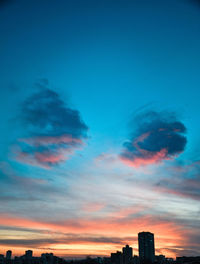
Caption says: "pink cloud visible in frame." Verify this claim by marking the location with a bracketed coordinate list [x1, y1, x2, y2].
[35, 152, 66, 164]
[14, 134, 84, 168]
[107, 205, 146, 219]
[120, 148, 169, 167]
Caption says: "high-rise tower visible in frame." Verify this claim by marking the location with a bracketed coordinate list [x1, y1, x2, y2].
[138, 232, 155, 264]
[6, 251, 12, 260]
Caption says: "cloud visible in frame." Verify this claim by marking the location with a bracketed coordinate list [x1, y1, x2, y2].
[14, 83, 88, 168]
[154, 160, 200, 200]
[0, 213, 190, 257]
[0, 235, 126, 247]
[0, 162, 64, 208]
[120, 110, 187, 167]
[82, 202, 105, 213]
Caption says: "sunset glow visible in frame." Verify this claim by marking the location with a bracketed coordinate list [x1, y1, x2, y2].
[0, 0, 200, 261]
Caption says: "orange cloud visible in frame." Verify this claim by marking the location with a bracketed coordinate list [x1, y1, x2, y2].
[0, 213, 188, 258]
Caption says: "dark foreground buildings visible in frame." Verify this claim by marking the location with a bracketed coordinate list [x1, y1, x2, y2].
[110, 232, 173, 264]
[138, 232, 155, 264]
[111, 245, 133, 264]
[123, 245, 133, 264]
[6, 251, 12, 261]
[0, 251, 67, 264]
[1, 232, 200, 264]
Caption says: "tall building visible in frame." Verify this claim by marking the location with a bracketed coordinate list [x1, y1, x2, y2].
[138, 232, 155, 264]
[122, 245, 133, 264]
[6, 250, 12, 260]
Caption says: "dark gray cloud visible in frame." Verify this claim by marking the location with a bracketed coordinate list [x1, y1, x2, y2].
[120, 110, 187, 167]
[20, 88, 87, 138]
[0, 234, 131, 247]
[15, 83, 88, 168]
[0, 225, 48, 233]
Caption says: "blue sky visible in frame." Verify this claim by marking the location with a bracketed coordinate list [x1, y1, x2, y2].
[0, 0, 200, 259]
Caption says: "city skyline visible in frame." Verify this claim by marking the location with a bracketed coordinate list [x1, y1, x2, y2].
[0, 231, 199, 264]
[0, 0, 200, 260]
[0, 231, 184, 260]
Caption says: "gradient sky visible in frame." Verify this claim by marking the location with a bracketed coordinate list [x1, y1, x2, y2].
[1, 0, 200, 259]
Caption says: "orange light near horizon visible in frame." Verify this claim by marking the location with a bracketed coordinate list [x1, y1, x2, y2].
[0, 213, 189, 259]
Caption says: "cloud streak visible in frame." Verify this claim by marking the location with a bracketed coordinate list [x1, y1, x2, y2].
[120, 110, 187, 167]
[154, 160, 200, 200]
[0, 213, 192, 258]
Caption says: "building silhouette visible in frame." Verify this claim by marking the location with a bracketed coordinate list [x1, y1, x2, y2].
[41, 253, 54, 264]
[0, 255, 4, 264]
[111, 251, 123, 264]
[138, 232, 155, 264]
[6, 251, 12, 260]
[111, 245, 133, 264]
[122, 245, 133, 264]
[25, 250, 33, 260]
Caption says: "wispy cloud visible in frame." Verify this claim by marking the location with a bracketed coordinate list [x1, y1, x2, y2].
[1, 158, 200, 257]
[154, 160, 200, 200]
[0, 213, 190, 258]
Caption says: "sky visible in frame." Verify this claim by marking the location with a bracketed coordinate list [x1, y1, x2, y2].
[0, 0, 200, 259]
